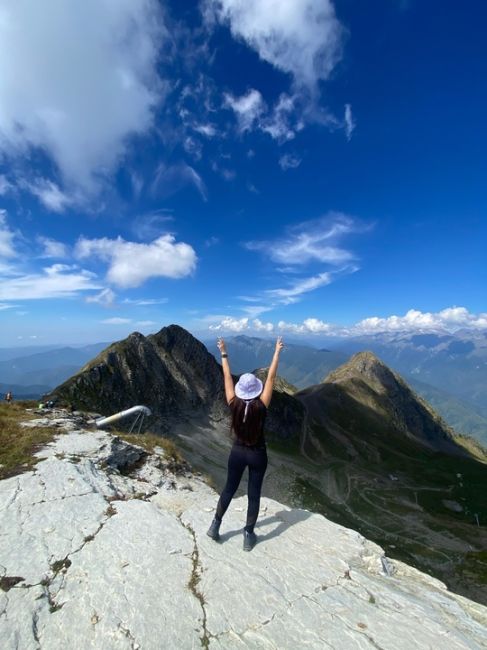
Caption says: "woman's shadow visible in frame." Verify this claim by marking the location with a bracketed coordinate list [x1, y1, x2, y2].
[219, 508, 312, 544]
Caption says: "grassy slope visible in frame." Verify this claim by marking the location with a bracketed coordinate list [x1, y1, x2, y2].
[292, 380, 487, 604]
[0, 401, 60, 480]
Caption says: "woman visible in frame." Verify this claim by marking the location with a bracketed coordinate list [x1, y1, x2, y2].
[207, 335, 284, 551]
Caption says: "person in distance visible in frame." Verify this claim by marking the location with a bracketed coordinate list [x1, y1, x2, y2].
[207, 336, 284, 551]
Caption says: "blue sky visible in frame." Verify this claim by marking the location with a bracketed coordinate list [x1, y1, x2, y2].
[0, 0, 486, 345]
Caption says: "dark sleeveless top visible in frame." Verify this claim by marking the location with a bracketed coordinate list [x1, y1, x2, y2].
[229, 397, 267, 448]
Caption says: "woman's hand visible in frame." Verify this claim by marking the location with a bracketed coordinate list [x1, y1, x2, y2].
[275, 336, 284, 354]
[217, 337, 227, 354]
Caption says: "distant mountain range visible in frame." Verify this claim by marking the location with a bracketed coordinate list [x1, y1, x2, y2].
[328, 330, 487, 413]
[48, 325, 487, 604]
[204, 334, 487, 445]
[2, 330, 486, 445]
[0, 343, 110, 395]
[205, 335, 348, 388]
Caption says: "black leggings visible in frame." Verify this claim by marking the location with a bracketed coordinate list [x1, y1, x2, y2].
[216, 443, 268, 533]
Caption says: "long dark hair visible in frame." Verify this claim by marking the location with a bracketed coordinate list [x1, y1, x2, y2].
[231, 397, 267, 445]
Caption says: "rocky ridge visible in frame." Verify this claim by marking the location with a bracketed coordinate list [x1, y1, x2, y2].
[49, 325, 227, 430]
[1, 409, 486, 649]
[319, 350, 464, 455]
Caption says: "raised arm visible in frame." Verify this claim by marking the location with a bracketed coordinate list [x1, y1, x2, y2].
[217, 337, 235, 405]
[260, 336, 284, 407]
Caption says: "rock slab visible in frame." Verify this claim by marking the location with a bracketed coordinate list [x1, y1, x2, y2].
[1, 411, 486, 649]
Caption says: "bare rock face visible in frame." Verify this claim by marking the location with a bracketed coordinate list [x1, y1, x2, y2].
[1, 410, 486, 649]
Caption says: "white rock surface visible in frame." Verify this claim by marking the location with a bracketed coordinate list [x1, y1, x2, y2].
[1, 411, 486, 649]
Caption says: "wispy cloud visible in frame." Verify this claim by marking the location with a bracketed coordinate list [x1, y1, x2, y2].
[278, 153, 302, 171]
[0, 264, 101, 300]
[131, 210, 174, 241]
[22, 179, 73, 213]
[75, 234, 197, 288]
[266, 272, 334, 303]
[100, 317, 132, 325]
[246, 212, 362, 266]
[344, 104, 356, 141]
[0, 175, 13, 196]
[37, 236, 68, 259]
[152, 163, 208, 202]
[122, 297, 168, 306]
[224, 89, 266, 133]
[86, 288, 116, 307]
[192, 123, 218, 137]
[0, 210, 16, 258]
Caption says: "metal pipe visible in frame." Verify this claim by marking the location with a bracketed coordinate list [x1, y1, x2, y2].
[95, 405, 152, 429]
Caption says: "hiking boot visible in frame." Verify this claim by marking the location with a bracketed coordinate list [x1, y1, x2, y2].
[243, 530, 257, 552]
[206, 518, 221, 541]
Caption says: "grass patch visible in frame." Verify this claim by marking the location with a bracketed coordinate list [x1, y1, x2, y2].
[114, 431, 184, 464]
[0, 401, 60, 480]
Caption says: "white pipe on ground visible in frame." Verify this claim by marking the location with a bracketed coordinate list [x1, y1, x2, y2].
[95, 405, 152, 429]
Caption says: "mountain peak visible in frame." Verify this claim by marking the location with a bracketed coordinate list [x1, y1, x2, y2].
[324, 350, 395, 390]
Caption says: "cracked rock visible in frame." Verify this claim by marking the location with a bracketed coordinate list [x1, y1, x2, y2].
[0, 410, 486, 649]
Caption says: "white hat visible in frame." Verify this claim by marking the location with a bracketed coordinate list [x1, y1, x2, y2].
[235, 373, 263, 400]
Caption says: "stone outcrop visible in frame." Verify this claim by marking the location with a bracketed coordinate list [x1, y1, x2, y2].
[1, 410, 486, 649]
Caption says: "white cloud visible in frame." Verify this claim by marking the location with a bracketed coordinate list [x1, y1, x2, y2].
[22, 179, 73, 213]
[209, 316, 250, 332]
[183, 136, 203, 160]
[267, 272, 333, 303]
[131, 210, 174, 241]
[37, 236, 68, 258]
[192, 123, 218, 137]
[241, 304, 274, 317]
[0, 303, 16, 310]
[0, 1, 166, 197]
[136, 320, 157, 327]
[277, 319, 328, 334]
[246, 213, 360, 266]
[224, 89, 265, 132]
[224, 90, 299, 142]
[208, 307, 487, 337]
[354, 307, 487, 334]
[101, 317, 132, 325]
[75, 234, 197, 288]
[205, 0, 344, 89]
[344, 104, 356, 141]
[253, 318, 274, 332]
[0, 211, 16, 258]
[152, 163, 207, 201]
[279, 153, 302, 171]
[86, 288, 116, 307]
[122, 297, 168, 306]
[0, 175, 13, 195]
[261, 93, 298, 142]
[0, 264, 101, 300]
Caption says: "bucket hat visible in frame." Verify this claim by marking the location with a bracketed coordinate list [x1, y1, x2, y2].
[235, 373, 263, 400]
